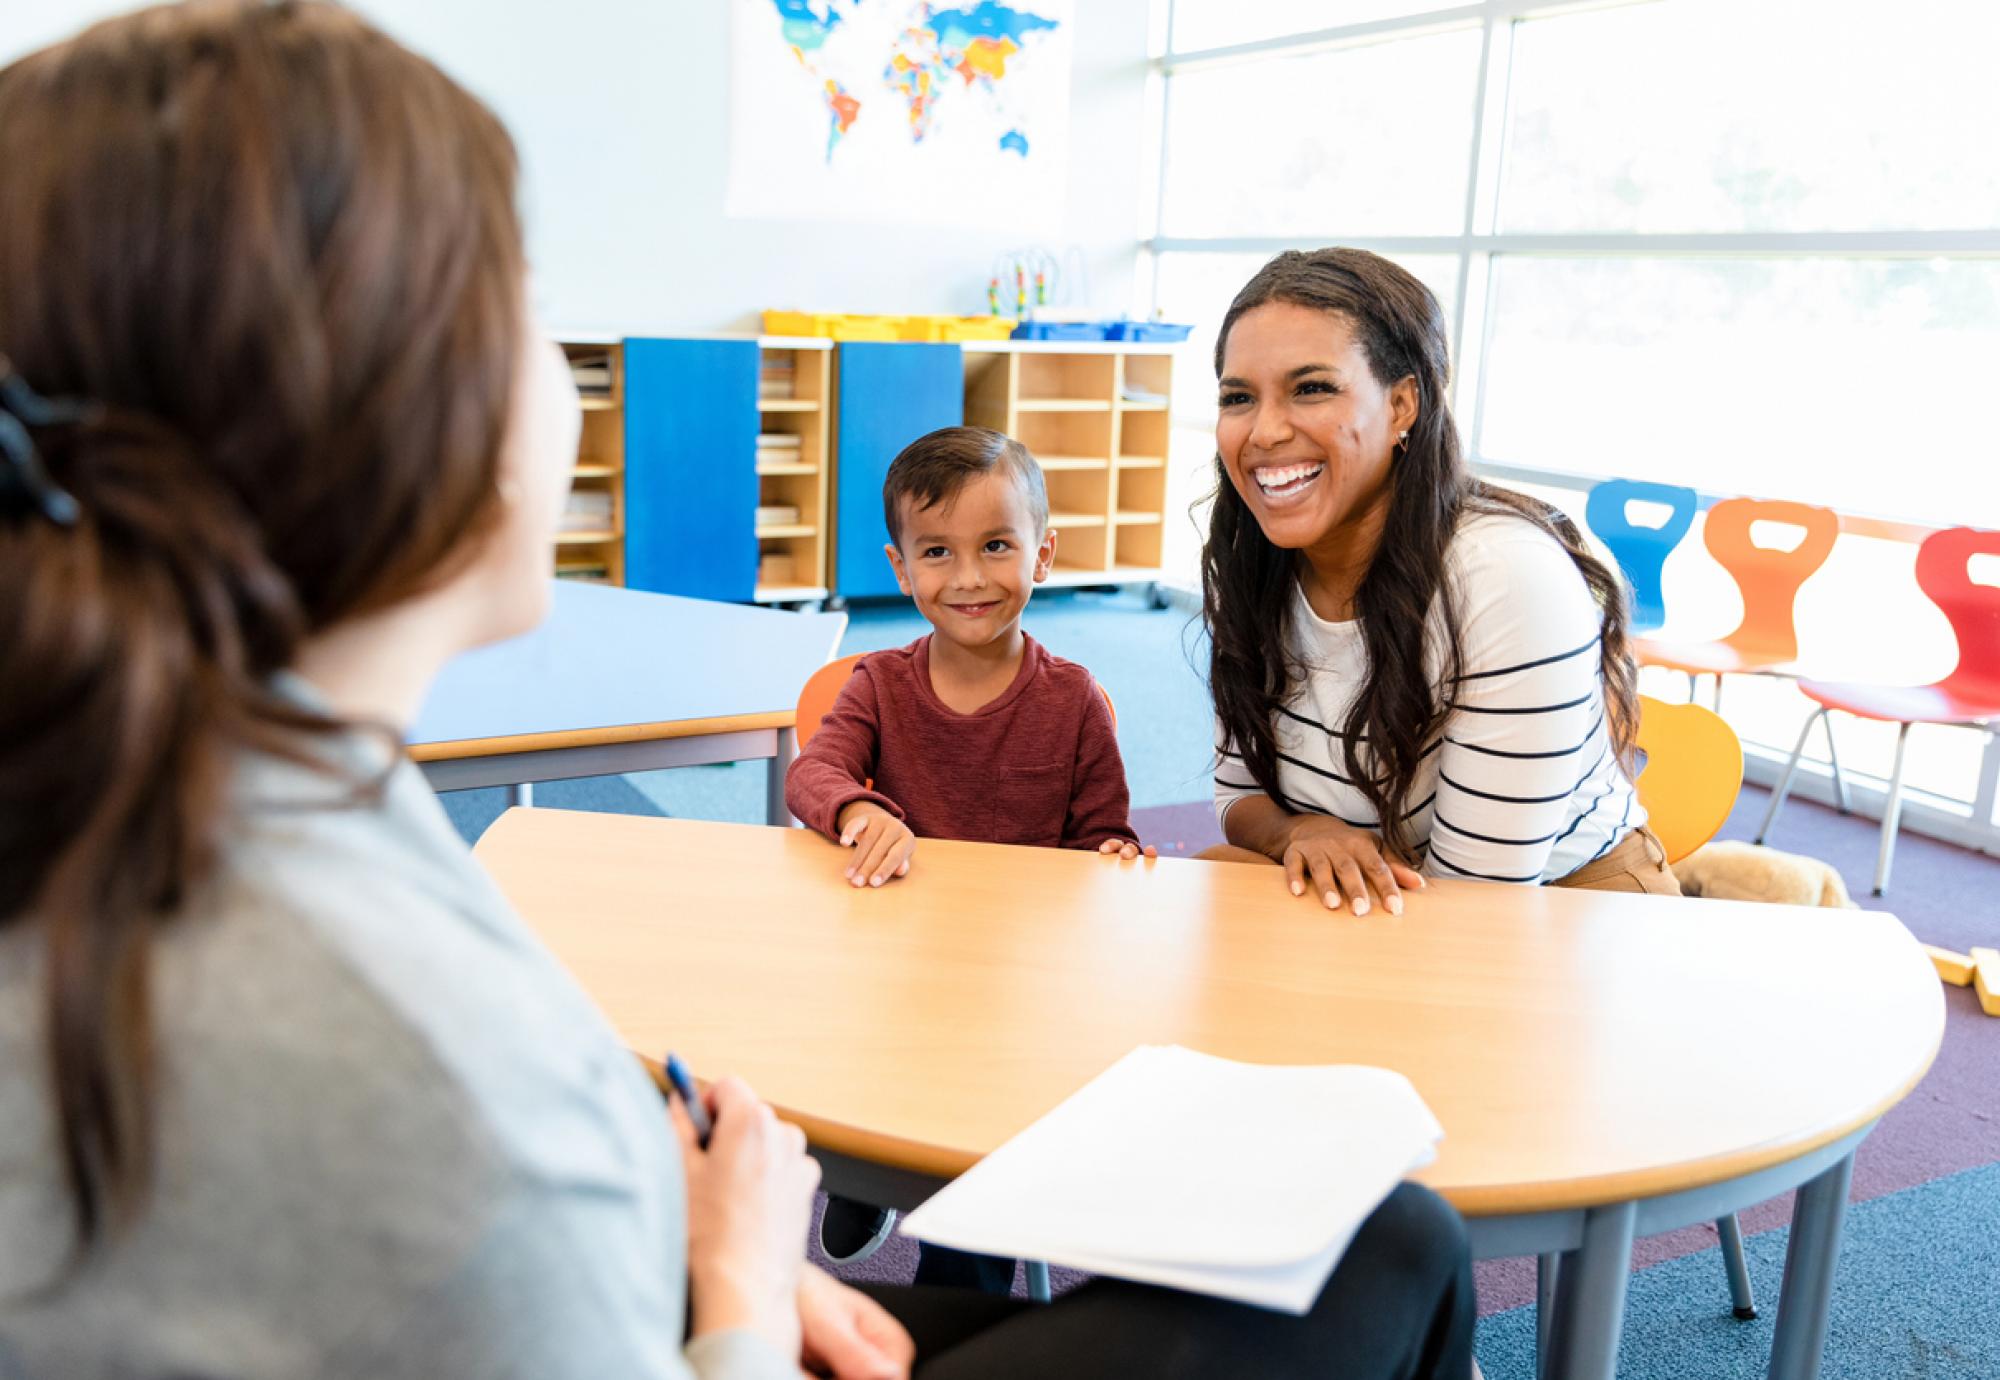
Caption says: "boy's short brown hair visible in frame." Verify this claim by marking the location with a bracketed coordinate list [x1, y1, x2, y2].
[882, 426, 1048, 546]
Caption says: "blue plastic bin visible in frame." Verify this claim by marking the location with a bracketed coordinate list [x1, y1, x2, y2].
[1105, 320, 1193, 342]
[1011, 321, 1112, 341]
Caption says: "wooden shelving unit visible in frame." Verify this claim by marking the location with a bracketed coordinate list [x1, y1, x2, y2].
[753, 337, 832, 603]
[962, 341, 1175, 583]
[559, 338, 625, 585]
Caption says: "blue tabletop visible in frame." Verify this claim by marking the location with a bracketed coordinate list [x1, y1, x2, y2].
[411, 581, 847, 748]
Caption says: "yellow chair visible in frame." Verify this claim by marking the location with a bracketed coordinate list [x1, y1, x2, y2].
[1632, 694, 1760, 1325]
[1633, 695, 1745, 864]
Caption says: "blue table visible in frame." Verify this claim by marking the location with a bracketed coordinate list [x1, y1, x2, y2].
[411, 581, 846, 823]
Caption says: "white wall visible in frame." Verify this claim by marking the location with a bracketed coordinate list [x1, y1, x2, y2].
[5, 1, 1152, 335]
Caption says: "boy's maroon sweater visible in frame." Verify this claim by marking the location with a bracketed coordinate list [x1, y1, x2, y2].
[785, 634, 1139, 851]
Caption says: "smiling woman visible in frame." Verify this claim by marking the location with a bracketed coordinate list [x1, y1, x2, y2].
[1200, 248, 1669, 911]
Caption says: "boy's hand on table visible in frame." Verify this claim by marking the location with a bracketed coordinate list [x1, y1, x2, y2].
[835, 802, 915, 888]
[1097, 838, 1158, 862]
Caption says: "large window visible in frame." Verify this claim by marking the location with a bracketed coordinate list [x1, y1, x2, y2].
[1147, 0, 2000, 854]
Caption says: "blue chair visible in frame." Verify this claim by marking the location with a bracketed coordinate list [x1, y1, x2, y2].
[1583, 480, 1699, 633]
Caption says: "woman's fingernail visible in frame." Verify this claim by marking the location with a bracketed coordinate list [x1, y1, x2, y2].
[1290, 880, 1304, 896]
[1387, 895, 1405, 916]
[1354, 898, 1371, 916]
[1324, 891, 1340, 909]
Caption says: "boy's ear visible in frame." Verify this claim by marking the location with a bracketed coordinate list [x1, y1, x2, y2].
[883, 542, 914, 597]
[1032, 526, 1057, 583]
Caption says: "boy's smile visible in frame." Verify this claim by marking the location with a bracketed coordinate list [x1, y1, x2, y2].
[886, 469, 1056, 655]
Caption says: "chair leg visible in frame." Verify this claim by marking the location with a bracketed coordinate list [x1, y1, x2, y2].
[1757, 707, 1822, 844]
[1874, 722, 1912, 896]
[1822, 711, 1851, 815]
[1718, 1213, 1757, 1319]
[1712, 674, 1724, 713]
[1688, 671, 1700, 703]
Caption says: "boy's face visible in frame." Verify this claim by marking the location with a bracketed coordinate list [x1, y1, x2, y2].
[885, 470, 1057, 651]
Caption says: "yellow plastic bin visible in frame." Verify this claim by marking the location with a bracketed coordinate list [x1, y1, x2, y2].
[896, 315, 1017, 343]
[762, 310, 902, 342]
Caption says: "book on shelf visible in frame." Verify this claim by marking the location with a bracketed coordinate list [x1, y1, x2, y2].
[755, 432, 803, 449]
[754, 504, 801, 527]
[560, 492, 613, 531]
[568, 354, 614, 395]
[757, 551, 797, 585]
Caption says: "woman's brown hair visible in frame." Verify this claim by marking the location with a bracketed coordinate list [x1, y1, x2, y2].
[0, 0, 525, 1254]
[1202, 248, 1639, 863]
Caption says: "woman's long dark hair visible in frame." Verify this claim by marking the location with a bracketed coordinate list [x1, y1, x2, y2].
[1202, 248, 1638, 863]
[0, 1, 525, 1256]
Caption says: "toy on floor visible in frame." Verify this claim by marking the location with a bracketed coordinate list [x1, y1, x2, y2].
[1670, 840, 1856, 909]
[1973, 947, 2000, 1017]
[1925, 945, 1977, 986]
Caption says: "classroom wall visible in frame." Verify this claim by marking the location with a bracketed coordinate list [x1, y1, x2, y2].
[4, 1, 1153, 335]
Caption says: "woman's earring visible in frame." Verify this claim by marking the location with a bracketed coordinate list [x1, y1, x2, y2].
[1396, 429, 1410, 452]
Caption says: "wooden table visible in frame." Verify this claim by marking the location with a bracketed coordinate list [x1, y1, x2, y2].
[474, 810, 1943, 1380]
[411, 581, 845, 823]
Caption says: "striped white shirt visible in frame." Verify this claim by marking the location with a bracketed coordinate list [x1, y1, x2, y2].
[1215, 512, 1644, 884]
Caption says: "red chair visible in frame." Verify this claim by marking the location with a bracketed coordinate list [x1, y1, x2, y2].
[1757, 526, 2000, 894]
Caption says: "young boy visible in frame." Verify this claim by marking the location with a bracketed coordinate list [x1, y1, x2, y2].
[786, 425, 1152, 1290]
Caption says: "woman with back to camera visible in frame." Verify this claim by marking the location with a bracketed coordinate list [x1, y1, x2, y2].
[1203, 248, 1670, 907]
[0, 5, 1473, 1377]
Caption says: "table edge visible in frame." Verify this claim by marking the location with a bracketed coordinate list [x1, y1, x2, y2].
[713, 983, 1946, 1218]
[409, 710, 795, 762]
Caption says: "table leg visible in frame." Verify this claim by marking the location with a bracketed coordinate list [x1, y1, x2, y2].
[1536, 1252, 1560, 1380]
[1545, 1200, 1636, 1380]
[509, 781, 534, 808]
[766, 727, 798, 828]
[1026, 1260, 1052, 1302]
[1766, 1151, 1854, 1380]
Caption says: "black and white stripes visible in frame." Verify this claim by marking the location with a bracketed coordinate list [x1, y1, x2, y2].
[1215, 514, 1642, 884]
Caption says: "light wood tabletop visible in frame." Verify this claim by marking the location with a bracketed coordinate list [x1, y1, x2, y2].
[474, 809, 1944, 1218]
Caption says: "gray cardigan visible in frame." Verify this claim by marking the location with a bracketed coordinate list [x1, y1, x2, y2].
[0, 719, 794, 1380]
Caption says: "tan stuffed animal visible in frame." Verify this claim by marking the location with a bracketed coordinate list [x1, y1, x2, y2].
[1671, 840, 1858, 909]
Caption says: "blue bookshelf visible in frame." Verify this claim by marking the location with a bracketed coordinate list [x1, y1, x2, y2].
[622, 337, 760, 602]
[832, 343, 965, 599]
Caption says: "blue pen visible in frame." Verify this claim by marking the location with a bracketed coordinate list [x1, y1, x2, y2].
[663, 1052, 713, 1149]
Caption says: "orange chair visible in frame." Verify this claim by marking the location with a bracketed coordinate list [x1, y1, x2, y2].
[1629, 694, 1758, 1322]
[1633, 695, 1745, 864]
[1635, 498, 1839, 705]
[1758, 526, 2000, 895]
[795, 653, 868, 752]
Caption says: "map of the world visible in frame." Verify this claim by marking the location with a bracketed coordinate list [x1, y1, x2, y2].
[727, 0, 1074, 228]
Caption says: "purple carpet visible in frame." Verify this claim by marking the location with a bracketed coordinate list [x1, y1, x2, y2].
[818, 786, 2000, 1311]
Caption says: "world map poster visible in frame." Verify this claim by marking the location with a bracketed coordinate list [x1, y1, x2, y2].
[727, 0, 1074, 228]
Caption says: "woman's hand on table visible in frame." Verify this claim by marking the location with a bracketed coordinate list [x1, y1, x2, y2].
[836, 802, 915, 888]
[1097, 837, 1159, 861]
[674, 1075, 819, 1360]
[1279, 815, 1423, 917]
[798, 1264, 915, 1380]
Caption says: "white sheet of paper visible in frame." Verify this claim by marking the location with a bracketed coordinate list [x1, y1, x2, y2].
[899, 1045, 1444, 1314]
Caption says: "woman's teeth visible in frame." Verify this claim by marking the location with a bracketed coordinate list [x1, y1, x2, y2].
[1253, 462, 1325, 498]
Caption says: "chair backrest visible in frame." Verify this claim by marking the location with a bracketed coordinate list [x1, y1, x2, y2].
[795, 653, 867, 751]
[1583, 480, 1698, 633]
[1702, 498, 1839, 663]
[794, 653, 1118, 750]
[1915, 526, 2000, 704]
[1633, 695, 1744, 865]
